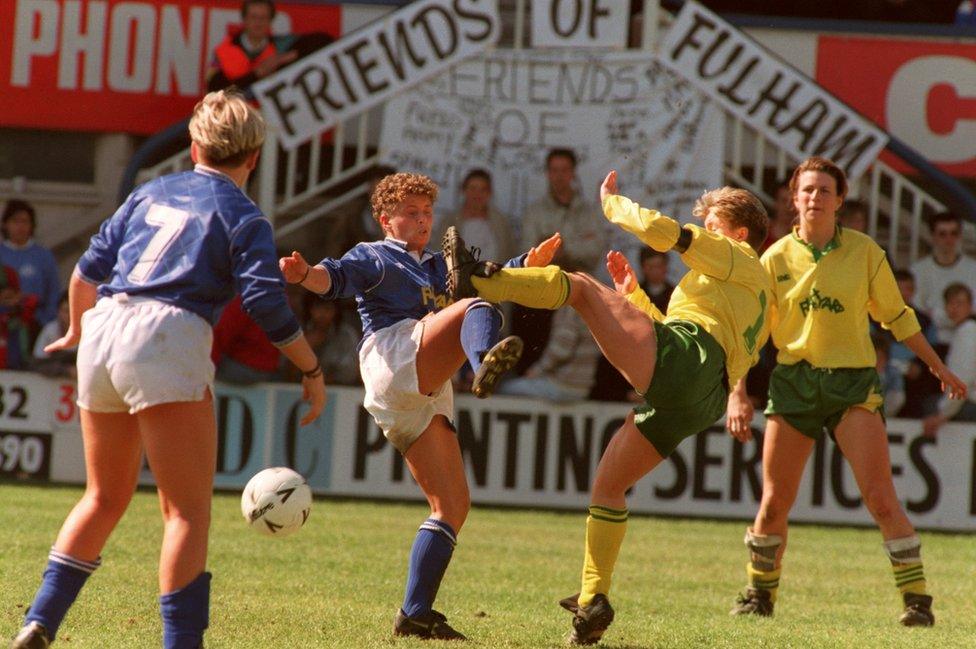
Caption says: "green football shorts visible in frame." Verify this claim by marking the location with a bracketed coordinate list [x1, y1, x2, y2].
[765, 361, 884, 440]
[634, 319, 729, 457]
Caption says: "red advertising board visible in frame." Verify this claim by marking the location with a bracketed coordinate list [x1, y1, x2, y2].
[817, 35, 976, 176]
[0, 0, 341, 135]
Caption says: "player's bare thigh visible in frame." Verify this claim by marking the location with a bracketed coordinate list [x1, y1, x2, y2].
[565, 272, 657, 393]
[416, 297, 482, 395]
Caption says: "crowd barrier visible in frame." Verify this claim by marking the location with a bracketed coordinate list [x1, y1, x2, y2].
[2, 370, 975, 531]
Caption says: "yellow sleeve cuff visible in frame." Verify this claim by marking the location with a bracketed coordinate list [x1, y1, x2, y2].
[625, 285, 665, 322]
[887, 306, 922, 342]
[602, 195, 680, 252]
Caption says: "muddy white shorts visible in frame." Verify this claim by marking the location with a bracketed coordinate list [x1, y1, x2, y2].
[359, 317, 453, 453]
[77, 294, 214, 414]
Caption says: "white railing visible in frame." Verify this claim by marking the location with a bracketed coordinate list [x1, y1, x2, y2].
[723, 110, 946, 269]
[134, 0, 954, 269]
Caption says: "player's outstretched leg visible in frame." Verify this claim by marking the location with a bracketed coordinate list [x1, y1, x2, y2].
[442, 226, 501, 301]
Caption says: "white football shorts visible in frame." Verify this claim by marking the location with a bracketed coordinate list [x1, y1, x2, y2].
[359, 317, 453, 453]
[77, 294, 214, 414]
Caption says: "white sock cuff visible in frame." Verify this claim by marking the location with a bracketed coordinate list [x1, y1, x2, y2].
[49, 547, 102, 574]
[884, 535, 922, 564]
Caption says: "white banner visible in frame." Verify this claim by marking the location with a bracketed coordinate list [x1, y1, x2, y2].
[333, 390, 976, 532]
[253, 0, 500, 150]
[11, 369, 975, 532]
[531, 0, 629, 48]
[659, 1, 888, 180]
[380, 49, 724, 255]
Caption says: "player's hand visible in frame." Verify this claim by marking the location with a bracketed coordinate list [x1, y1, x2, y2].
[725, 389, 754, 442]
[44, 328, 81, 354]
[606, 250, 637, 295]
[299, 374, 326, 426]
[280, 251, 310, 284]
[932, 363, 967, 400]
[526, 233, 562, 267]
[600, 170, 619, 203]
[255, 50, 299, 78]
[922, 413, 948, 439]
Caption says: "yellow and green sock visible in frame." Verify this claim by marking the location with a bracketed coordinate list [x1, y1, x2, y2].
[579, 505, 628, 607]
[743, 528, 782, 601]
[885, 535, 927, 596]
[471, 266, 570, 310]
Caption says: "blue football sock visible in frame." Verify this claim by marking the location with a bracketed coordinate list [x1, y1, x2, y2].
[159, 571, 211, 649]
[402, 519, 457, 617]
[25, 548, 101, 640]
[460, 301, 502, 374]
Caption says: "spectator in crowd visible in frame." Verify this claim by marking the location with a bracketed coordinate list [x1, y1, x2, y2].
[514, 148, 607, 371]
[496, 307, 601, 403]
[298, 294, 361, 386]
[638, 247, 674, 313]
[872, 331, 905, 418]
[923, 283, 976, 436]
[759, 180, 794, 252]
[32, 291, 76, 378]
[0, 262, 36, 370]
[1, 199, 61, 327]
[434, 169, 516, 265]
[910, 211, 976, 345]
[521, 149, 607, 275]
[206, 0, 334, 92]
[839, 199, 869, 233]
[885, 269, 940, 417]
[211, 294, 281, 384]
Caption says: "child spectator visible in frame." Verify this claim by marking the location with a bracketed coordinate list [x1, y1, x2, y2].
[0, 263, 36, 370]
[910, 212, 976, 344]
[31, 291, 76, 378]
[872, 331, 905, 418]
[638, 247, 674, 313]
[300, 294, 361, 386]
[1, 199, 61, 327]
[923, 283, 976, 436]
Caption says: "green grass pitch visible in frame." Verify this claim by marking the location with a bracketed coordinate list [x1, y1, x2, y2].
[3, 483, 975, 648]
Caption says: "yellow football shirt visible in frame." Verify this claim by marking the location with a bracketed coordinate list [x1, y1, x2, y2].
[603, 195, 773, 386]
[761, 227, 920, 368]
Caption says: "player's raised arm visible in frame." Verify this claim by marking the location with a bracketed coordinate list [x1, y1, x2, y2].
[600, 170, 683, 252]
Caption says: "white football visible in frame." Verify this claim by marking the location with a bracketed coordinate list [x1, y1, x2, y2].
[241, 467, 312, 537]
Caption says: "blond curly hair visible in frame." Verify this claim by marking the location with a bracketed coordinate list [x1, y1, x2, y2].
[693, 187, 769, 251]
[370, 172, 439, 223]
[188, 89, 265, 166]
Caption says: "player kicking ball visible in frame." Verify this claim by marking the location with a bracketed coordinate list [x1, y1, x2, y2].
[281, 171, 559, 640]
[444, 170, 772, 645]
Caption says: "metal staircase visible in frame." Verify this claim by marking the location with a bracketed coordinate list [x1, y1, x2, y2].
[127, 0, 973, 270]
